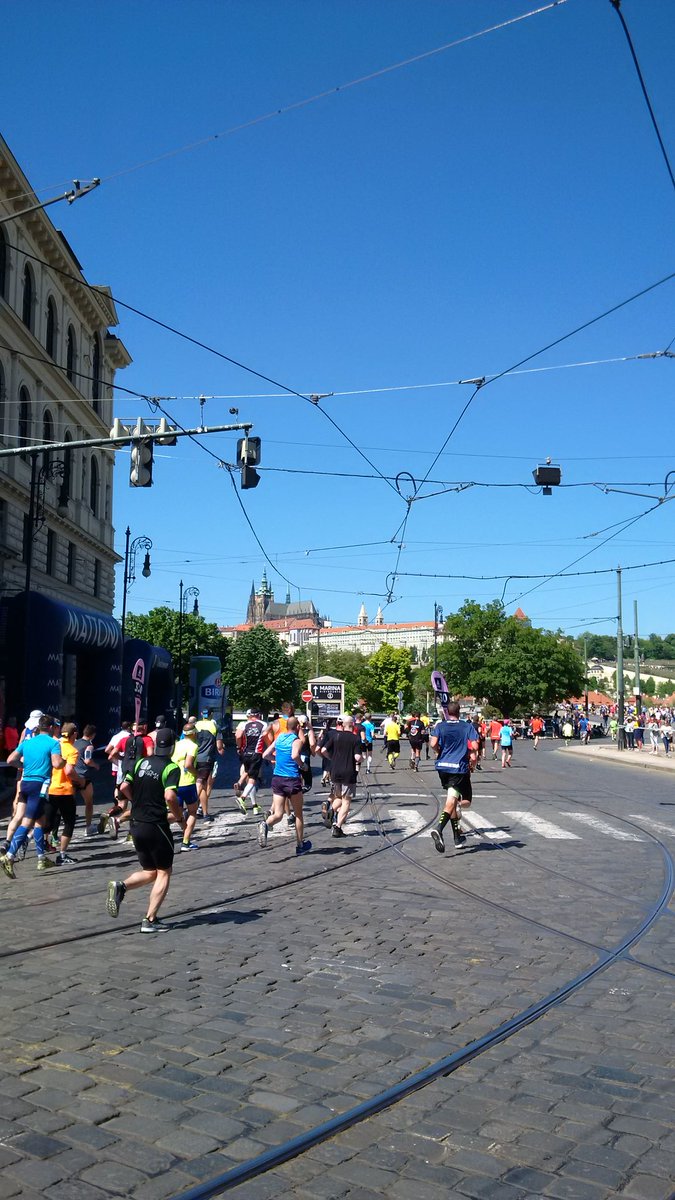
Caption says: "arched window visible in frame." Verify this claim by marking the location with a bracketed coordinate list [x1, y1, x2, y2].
[92, 334, 101, 409]
[22, 265, 34, 331]
[89, 455, 99, 515]
[66, 325, 77, 384]
[42, 409, 54, 472]
[59, 431, 72, 508]
[18, 387, 32, 460]
[46, 297, 57, 358]
[0, 229, 7, 300]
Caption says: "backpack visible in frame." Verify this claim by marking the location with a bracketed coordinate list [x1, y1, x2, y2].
[121, 733, 145, 777]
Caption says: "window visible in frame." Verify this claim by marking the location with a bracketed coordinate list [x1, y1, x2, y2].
[93, 558, 100, 598]
[0, 360, 5, 438]
[81, 452, 87, 501]
[59, 432, 72, 507]
[46, 297, 57, 358]
[0, 229, 7, 300]
[18, 387, 31, 460]
[23, 513, 31, 564]
[42, 409, 54, 472]
[66, 325, 76, 384]
[67, 542, 76, 585]
[22, 265, 34, 331]
[89, 455, 99, 515]
[46, 529, 56, 576]
[92, 334, 101, 409]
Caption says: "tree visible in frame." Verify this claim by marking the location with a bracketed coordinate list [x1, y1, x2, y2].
[226, 625, 296, 712]
[367, 644, 413, 712]
[290, 645, 372, 709]
[643, 676, 656, 696]
[125, 606, 227, 694]
[437, 600, 584, 714]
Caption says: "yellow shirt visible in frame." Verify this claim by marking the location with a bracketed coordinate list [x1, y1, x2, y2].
[172, 737, 198, 787]
[384, 720, 401, 741]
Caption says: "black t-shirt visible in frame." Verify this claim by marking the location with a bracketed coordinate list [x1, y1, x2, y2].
[407, 719, 424, 741]
[330, 731, 361, 785]
[242, 719, 265, 755]
[125, 755, 180, 824]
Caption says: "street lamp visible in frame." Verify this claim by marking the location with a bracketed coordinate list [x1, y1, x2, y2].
[121, 527, 152, 640]
[433, 603, 444, 671]
[177, 579, 200, 714]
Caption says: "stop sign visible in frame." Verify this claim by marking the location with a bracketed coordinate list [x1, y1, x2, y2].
[301, 689, 313, 703]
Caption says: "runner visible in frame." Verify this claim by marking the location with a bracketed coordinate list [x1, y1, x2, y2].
[43, 721, 80, 865]
[405, 711, 425, 771]
[489, 716, 503, 760]
[102, 721, 153, 837]
[73, 723, 99, 836]
[194, 709, 223, 823]
[1, 715, 64, 877]
[429, 701, 477, 852]
[234, 708, 267, 815]
[383, 713, 401, 770]
[500, 719, 514, 767]
[171, 718, 200, 851]
[362, 712, 375, 774]
[258, 716, 311, 855]
[530, 713, 545, 750]
[105, 727, 181, 933]
[322, 714, 361, 837]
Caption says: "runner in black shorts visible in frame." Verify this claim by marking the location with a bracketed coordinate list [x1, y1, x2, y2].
[429, 701, 478, 852]
[105, 727, 180, 934]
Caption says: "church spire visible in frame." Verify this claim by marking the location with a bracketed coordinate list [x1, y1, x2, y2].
[357, 602, 368, 627]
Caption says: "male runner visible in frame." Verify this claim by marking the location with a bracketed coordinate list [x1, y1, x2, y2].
[430, 701, 477, 852]
[323, 714, 361, 837]
[106, 727, 180, 933]
[383, 713, 401, 770]
[234, 708, 267, 814]
[489, 716, 503, 760]
[195, 709, 223, 822]
[171, 718, 200, 851]
[73, 723, 99, 836]
[406, 712, 425, 771]
[362, 713, 375, 774]
[530, 713, 544, 750]
[1, 715, 64, 876]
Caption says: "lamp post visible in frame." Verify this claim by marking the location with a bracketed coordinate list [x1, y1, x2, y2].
[22, 455, 65, 717]
[120, 526, 152, 640]
[177, 579, 200, 715]
[433, 603, 444, 671]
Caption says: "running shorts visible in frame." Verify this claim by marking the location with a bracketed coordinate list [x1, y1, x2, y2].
[270, 775, 302, 798]
[196, 763, 214, 782]
[385, 740, 400, 755]
[131, 821, 174, 871]
[331, 782, 356, 801]
[437, 771, 472, 802]
[408, 738, 423, 751]
[20, 780, 48, 820]
[243, 752, 263, 780]
[177, 784, 198, 808]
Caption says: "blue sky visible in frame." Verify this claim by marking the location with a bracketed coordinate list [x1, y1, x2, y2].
[3, 0, 675, 638]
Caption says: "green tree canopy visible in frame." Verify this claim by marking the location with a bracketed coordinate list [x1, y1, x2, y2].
[125, 606, 227, 692]
[226, 625, 296, 712]
[291, 645, 373, 709]
[437, 600, 584, 714]
[367, 644, 413, 712]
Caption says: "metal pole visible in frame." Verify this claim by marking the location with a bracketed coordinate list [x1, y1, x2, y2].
[21, 452, 39, 719]
[616, 567, 625, 750]
[0, 421, 254, 460]
[434, 603, 438, 672]
[316, 623, 320, 676]
[584, 637, 589, 716]
[121, 526, 131, 640]
[634, 599, 641, 712]
[177, 579, 184, 715]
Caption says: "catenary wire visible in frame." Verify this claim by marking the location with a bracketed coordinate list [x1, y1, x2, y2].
[610, 0, 675, 197]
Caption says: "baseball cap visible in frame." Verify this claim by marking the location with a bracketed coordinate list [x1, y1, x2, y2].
[155, 727, 175, 754]
[154, 715, 166, 729]
[25, 709, 44, 731]
[201, 708, 209, 718]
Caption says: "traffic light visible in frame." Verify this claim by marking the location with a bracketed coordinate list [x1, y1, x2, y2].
[130, 439, 153, 487]
[237, 436, 261, 490]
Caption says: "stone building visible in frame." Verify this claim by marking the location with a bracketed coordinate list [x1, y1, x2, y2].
[0, 135, 131, 726]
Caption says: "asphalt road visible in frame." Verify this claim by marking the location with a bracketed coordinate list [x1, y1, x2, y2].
[0, 741, 673, 1200]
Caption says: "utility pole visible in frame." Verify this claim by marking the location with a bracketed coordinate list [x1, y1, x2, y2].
[121, 527, 152, 640]
[616, 567, 625, 750]
[584, 636, 589, 717]
[433, 603, 443, 671]
[315, 624, 321, 676]
[634, 599, 641, 714]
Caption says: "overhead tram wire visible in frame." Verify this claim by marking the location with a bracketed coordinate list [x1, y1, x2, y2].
[610, 0, 675, 198]
[2, 239, 400, 500]
[94, 3, 567, 186]
[385, 553, 675, 585]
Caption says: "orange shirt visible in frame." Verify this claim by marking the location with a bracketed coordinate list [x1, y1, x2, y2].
[531, 717, 544, 734]
[49, 739, 78, 795]
[489, 720, 503, 740]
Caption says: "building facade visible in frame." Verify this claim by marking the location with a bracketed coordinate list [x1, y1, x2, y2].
[0, 135, 131, 728]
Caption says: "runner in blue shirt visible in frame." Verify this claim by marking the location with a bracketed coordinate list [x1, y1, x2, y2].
[500, 720, 513, 768]
[430, 702, 478, 852]
[1, 715, 64, 877]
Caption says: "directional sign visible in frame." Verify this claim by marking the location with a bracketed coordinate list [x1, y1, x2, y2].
[311, 681, 342, 702]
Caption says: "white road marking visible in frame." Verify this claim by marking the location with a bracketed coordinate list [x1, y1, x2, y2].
[388, 808, 426, 835]
[502, 812, 580, 840]
[369, 792, 428, 799]
[461, 809, 511, 841]
[631, 813, 675, 838]
[560, 812, 643, 841]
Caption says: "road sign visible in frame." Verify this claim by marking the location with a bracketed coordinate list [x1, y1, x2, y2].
[311, 681, 342, 702]
[301, 689, 313, 703]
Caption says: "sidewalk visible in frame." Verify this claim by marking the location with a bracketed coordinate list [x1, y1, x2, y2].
[552, 737, 675, 773]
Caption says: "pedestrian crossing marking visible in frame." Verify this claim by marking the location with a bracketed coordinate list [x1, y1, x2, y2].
[388, 808, 426, 835]
[560, 812, 643, 841]
[461, 810, 511, 841]
[634, 814, 675, 838]
[502, 812, 580, 840]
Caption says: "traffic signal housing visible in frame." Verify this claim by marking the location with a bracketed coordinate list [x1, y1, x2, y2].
[130, 439, 153, 487]
[237, 436, 261, 490]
